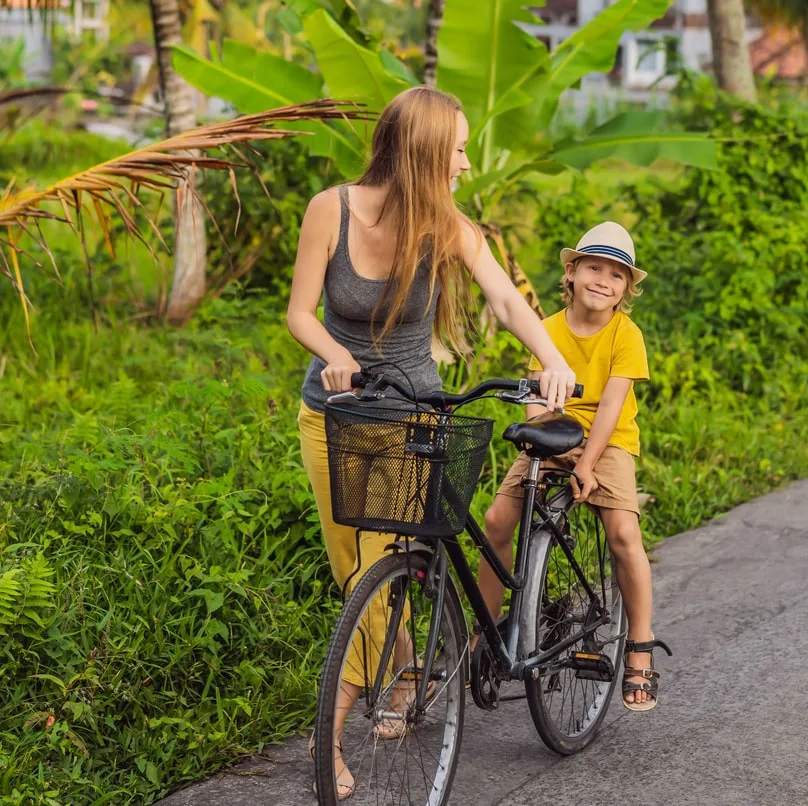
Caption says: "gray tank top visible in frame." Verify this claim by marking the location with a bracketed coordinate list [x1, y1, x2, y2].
[301, 185, 442, 412]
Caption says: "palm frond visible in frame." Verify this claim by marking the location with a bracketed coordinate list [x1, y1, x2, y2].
[750, 0, 807, 28]
[0, 99, 370, 339]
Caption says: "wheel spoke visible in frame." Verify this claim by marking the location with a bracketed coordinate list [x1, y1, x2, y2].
[525, 495, 626, 754]
[315, 553, 465, 805]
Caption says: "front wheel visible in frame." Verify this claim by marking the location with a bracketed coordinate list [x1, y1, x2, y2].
[314, 549, 467, 806]
[519, 500, 626, 754]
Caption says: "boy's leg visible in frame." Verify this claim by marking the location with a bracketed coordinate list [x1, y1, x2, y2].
[582, 444, 655, 706]
[597, 507, 654, 706]
[479, 495, 522, 622]
[478, 452, 530, 623]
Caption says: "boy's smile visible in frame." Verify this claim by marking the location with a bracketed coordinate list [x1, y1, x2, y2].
[567, 257, 629, 314]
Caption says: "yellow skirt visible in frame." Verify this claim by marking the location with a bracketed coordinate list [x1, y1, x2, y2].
[298, 401, 404, 688]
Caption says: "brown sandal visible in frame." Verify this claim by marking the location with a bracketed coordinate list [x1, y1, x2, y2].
[374, 665, 437, 740]
[622, 638, 673, 712]
[309, 732, 354, 800]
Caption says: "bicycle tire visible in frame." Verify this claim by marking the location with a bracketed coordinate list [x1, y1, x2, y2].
[314, 550, 467, 806]
[519, 502, 626, 754]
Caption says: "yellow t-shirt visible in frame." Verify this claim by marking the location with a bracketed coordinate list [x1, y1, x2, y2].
[528, 310, 649, 456]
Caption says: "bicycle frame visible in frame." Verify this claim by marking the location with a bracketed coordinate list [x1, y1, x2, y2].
[391, 457, 612, 706]
[328, 372, 600, 708]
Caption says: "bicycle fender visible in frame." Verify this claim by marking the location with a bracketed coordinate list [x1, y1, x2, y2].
[517, 528, 554, 660]
[385, 539, 435, 556]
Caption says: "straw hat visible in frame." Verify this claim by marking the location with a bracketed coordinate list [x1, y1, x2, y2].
[560, 221, 646, 283]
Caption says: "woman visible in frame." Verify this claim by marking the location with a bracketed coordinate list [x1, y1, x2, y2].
[287, 86, 576, 798]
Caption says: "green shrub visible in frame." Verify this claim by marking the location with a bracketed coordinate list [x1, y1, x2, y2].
[627, 83, 808, 395]
[201, 139, 337, 305]
[0, 120, 131, 186]
[0, 294, 341, 804]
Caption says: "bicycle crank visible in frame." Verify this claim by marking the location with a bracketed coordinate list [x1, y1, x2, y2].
[470, 641, 501, 710]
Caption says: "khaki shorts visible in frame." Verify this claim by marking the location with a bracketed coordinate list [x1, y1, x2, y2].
[497, 440, 639, 516]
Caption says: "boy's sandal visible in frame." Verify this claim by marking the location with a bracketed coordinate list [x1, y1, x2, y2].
[309, 733, 355, 801]
[374, 665, 437, 740]
[622, 638, 673, 713]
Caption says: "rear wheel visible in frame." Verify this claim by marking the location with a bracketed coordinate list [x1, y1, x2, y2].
[314, 550, 467, 805]
[520, 497, 625, 754]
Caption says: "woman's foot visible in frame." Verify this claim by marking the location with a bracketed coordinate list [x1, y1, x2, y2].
[374, 666, 436, 740]
[309, 732, 355, 800]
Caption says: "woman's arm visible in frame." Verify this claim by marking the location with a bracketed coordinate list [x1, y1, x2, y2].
[460, 222, 575, 409]
[286, 190, 360, 392]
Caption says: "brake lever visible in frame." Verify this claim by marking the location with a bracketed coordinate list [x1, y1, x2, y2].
[496, 391, 566, 415]
[325, 390, 384, 405]
[497, 378, 532, 403]
[325, 391, 360, 404]
[497, 391, 531, 403]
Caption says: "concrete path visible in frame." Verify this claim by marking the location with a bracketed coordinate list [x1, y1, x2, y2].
[158, 480, 808, 806]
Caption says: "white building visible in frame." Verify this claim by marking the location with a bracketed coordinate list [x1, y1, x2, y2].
[524, 0, 762, 101]
[0, 0, 107, 83]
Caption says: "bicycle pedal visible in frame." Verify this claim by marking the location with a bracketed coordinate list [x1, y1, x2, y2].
[566, 651, 614, 682]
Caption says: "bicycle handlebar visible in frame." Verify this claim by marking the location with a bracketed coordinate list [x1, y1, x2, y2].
[341, 370, 583, 410]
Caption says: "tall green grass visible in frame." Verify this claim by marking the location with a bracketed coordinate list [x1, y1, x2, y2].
[2, 282, 806, 804]
[0, 293, 340, 804]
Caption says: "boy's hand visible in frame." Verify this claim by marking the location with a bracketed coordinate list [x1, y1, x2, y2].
[571, 462, 598, 503]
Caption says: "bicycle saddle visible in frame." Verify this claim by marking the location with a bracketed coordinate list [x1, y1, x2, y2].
[503, 413, 584, 459]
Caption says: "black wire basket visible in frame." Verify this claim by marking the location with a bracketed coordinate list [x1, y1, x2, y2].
[325, 401, 494, 538]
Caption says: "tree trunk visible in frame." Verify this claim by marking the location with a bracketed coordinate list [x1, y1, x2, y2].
[423, 0, 445, 88]
[149, 0, 207, 323]
[707, 0, 758, 102]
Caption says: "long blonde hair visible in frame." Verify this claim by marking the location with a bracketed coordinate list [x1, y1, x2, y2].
[357, 86, 475, 355]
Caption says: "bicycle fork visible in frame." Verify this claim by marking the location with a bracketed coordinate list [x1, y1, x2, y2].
[366, 541, 448, 720]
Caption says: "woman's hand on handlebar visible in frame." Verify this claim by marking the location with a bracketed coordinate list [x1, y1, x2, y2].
[321, 352, 362, 393]
[535, 365, 577, 411]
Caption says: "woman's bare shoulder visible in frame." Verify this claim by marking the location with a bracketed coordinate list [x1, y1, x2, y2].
[458, 214, 484, 255]
[307, 186, 342, 215]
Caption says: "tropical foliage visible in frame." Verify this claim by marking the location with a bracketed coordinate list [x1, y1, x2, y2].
[1, 3, 805, 804]
[2, 84, 807, 801]
[173, 0, 716, 210]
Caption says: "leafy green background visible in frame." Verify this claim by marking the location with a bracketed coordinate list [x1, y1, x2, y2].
[1, 78, 807, 806]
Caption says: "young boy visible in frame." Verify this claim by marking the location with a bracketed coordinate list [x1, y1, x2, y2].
[479, 221, 671, 711]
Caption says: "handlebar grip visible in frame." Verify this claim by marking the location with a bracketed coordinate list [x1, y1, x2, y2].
[350, 371, 371, 388]
[528, 380, 584, 399]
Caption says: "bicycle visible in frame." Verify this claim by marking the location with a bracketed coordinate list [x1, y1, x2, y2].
[313, 370, 626, 805]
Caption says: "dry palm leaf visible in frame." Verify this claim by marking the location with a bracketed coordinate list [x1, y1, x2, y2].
[0, 99, 370, 339]
[480, 222, 545, 319]
[470, 222, 544, 367]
